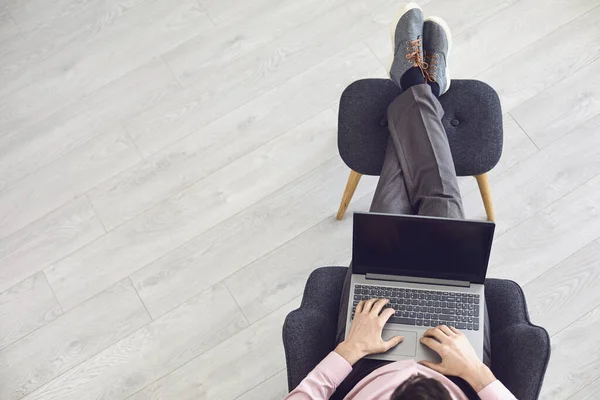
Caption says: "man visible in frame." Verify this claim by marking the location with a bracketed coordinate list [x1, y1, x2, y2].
[284, 4, 517, 399]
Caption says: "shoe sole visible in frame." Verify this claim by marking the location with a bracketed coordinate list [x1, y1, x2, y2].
[388, 2, 422, 80]
[424, 16, 452, 94]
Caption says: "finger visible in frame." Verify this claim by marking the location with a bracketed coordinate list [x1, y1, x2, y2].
[383, 335, 404, 351]
[449, 325, 461, 335]
[379, 307, 395, 323]
[419, 360, 445, 374]
[355, 300, 365, 314]
[420, 337, 442, 353]
[361, 298, 378, 313]
[438, 325, 454, 336]
[370, 298, 390, 316]
[423, 327, 448, 343]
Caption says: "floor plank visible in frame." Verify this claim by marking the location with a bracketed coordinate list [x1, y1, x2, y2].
[0, 127, 140, 239]
[225, 193, 371, 323]
[486, 172, 600, 286]
[47, 112, 371, 312]
[451, 0, 599, 78]
[128, 40, 384, 157]
[0, 0, 210, 133]
[0, 280, 150, 400]
[523, 237, 600, 336]
[21, 283, 247, 400]
[88, 40, 382, 228]
[0, 58, 179, 191]
[567, 377, 600, 400]
[0, 273, 62, 351]
[462, 113, 600, 232]
[163, 0, 356, 87]
[235, 370, 289, 400]
[511, 56, 600, 148]
[540, 306, 600, 400]
[130, 159, 378, 319]
[127, 298, 299, 400]
[2, 0, 141, 96]
[478, 5, 600, 111]
[0, 196, 104, 294]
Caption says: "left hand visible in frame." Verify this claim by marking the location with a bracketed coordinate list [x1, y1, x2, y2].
[334, 298, 404, 365]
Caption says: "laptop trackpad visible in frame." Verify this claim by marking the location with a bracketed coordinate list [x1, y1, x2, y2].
[381, 330, 417, 357]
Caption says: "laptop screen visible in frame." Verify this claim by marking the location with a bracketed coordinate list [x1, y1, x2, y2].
[352, 212, 495, 284]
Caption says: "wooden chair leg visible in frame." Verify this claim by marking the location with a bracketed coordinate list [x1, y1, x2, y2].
[475, 173, 495, 222]
[336, 170, 362, 220]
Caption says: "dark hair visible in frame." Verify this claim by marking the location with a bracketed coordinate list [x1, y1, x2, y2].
[390, 374, 452, 400]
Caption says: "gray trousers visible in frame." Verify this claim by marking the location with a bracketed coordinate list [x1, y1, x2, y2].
[332, 85, 489, 399]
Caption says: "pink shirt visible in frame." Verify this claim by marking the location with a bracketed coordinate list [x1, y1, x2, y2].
[285, 352, 517, 400]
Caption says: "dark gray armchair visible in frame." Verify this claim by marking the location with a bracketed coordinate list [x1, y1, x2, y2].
[283, 267, 551, 400]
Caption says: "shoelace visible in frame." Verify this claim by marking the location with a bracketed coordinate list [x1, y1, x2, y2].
[405, 38, 428, 77]
[425, 52, 439, 82]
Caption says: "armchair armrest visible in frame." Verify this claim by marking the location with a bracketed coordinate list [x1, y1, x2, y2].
[485, 279, 551, 400]
[283, 267, 348, 391]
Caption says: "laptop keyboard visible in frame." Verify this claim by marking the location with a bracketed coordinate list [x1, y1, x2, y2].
[352, 284, 480, 331]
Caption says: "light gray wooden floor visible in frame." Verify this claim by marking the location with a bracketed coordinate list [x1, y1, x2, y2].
[1, 0, 600, 398]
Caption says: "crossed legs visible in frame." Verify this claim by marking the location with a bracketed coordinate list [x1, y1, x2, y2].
[331, 85, 490, 400]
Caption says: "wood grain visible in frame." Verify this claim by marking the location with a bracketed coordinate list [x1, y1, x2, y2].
[0, 0, 211, 133]
[21, 283, 247, 400]
[462, 113, 600, 232]
[127, 298, 299, 400]
[163, 0, 360, 86]
[129, 41, 384, 157]
[200, 0, 342, 27]
[0, 196, 104, 294]
[1, 0, 146, 96]
[511, 56, 600, 148]
[0, 280, 150, 400]
[0, 127, 140, 239]
[235, 370, 289, 400]
[524, 237, 600, 336]
[486, 172, 600, 286]
[89, 42, 380, 228]
[130, 159, 378, 319]
[226, 193, 372, 323]
[540, 305, 600, 400]
[46, 109, 352, 311]
[478, 5, 600, 111]
[451, 0, 599, 78]
[0, 273, 62, 351]
[567, 378, 600, 400]
[0, 58, 179, 191]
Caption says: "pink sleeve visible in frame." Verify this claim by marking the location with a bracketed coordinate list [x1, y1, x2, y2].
[284, 352, 353, 400]
[477, 380, 518, 400]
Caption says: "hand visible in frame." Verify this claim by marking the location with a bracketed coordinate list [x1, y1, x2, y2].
[419, 325, 496, 392]
[334, 298, 403, 365]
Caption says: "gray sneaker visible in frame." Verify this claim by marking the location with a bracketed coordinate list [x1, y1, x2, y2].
[388, 3, 426, 89]
[423, 16, 452, 95]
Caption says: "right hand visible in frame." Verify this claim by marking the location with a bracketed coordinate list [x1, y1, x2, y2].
[418, 325, 496, 392]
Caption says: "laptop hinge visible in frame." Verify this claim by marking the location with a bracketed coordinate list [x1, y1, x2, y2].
[365, 273, 470, 288]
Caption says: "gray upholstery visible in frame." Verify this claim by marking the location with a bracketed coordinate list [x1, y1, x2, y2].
[283, 267, 550, 400]
[338, 79, 503, 177]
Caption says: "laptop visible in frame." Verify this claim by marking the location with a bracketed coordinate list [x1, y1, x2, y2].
[345, 212, 495, 362]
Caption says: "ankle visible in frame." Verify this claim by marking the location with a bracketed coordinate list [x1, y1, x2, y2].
[400, 67, 426, 90]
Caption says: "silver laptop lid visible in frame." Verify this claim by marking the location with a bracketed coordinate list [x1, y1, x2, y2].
[352, 212, 495, 284]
